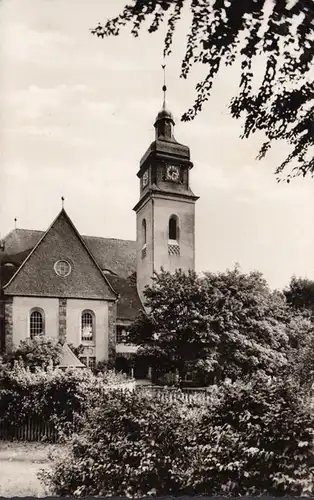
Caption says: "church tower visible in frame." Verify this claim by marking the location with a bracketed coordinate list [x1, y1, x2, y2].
[134, 72, 199, 303]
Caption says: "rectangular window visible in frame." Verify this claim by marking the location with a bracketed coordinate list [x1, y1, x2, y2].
[116, 326, 128, 343]
[79, 356, 96, 371]
[88, 357, 96, 371]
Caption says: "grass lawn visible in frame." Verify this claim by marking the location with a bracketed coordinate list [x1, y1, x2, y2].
[0, 441, 66, 497]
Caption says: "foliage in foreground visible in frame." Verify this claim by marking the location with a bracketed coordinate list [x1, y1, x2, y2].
[190, 375, 314, 496]
[39, 389, 193, 496]
[92, 0, 314, 180]
[2, 335, 63, 371]
[0, 363, 129, 437]
[40, 375, 314, 497]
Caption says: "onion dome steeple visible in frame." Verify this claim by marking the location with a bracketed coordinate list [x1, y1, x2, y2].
[154, 64, 175, 140]
[138, 64, 191, 169]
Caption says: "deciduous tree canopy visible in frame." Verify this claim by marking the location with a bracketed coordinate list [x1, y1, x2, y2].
[92, 0, 314, 181]
[129, 268, 313, 384]
[284, 275, 314, 314]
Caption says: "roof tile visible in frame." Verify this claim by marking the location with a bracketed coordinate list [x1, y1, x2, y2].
[2, 229, 136, 278]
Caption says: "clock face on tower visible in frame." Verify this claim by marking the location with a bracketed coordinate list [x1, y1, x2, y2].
[142, 170, 148, 187]
[166, 164, 180, 182]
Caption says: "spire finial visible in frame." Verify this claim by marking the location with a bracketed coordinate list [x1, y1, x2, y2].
[14, 218, 17, 229]
[61, 196, 65, 209]
[162, 63, 167, 109]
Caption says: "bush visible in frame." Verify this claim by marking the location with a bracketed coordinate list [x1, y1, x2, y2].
[3, 335, 63, 371]
[95, 358, 117, 374]
[188, 374, 314, 496]
[0, 363, 128, 438]
[39, 389, 195, 496]
[39, 377, 314, 497]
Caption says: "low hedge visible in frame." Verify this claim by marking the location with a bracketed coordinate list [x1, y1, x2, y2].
[40, 374, 314, 497]
[0, 362, 129, 437]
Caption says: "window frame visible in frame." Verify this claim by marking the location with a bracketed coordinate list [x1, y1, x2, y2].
[116, 325, 128, 344]
[142, 218, 147, 246]
[80, 310, 95, 344]
[79, 355, 96, 372]
[168, 215, 179, 243]
[29, 308, 45, 339]
[88, 356, 96, 371]
[141, 218, 147, 258]
[54, 259, 72, 277]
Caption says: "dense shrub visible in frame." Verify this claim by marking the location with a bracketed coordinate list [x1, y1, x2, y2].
[39, 389, 196, 496]
[40, 375, 314, 497]
[3, 335, 63, 371]
[0, 363, 129, 437]
[188, 374, 314, 496]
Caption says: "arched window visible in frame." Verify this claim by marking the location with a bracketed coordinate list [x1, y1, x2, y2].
[168, 215, 179, 241]
[141, 218, 147, 259]
[30, 309, 44, 339]
[142, 219, 147, 246]
[81, 310, 95, 342]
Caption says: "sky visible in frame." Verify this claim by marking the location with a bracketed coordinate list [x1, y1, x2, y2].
[0, 0, 314, 290]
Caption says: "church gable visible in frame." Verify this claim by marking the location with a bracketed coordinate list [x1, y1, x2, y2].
[4, 210, 117, 300]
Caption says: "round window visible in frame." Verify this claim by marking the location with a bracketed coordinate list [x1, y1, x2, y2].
[54, 260, 71, 277]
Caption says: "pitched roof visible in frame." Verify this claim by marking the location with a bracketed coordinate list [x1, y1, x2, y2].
[106, 274, 143, 321]
[3, 210, 117, 300]
[2, 228, 136, 278]
[1, 215, 141, 321]
[58, 343, 86, 368]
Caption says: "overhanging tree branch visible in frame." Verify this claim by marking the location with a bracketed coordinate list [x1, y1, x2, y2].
[91, 0, 314, 181]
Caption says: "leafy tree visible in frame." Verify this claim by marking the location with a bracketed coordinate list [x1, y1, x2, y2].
[284, 275, 314, 314]
[129, 267, 306, 385]
[3, 335, 63, 371]
[92, 0, 314, 181]
[189, 374, 314, 496]
[282, 277, 314, 387]
[129, 269, 219, 384]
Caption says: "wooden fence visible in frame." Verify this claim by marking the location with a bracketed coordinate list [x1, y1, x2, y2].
[0, 417, 59, 442]
[136, 385, 215, 404]
[0, 386, 213, 442]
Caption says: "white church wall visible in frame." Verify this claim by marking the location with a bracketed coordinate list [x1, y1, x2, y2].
[66, 298, 109, 362]
[12, 296, 59, 346]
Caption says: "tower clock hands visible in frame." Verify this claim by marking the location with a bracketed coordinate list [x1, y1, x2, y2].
[166, 165, 180, 182]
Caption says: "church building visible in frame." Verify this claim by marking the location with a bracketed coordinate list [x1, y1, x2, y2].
[0, 96, 199, 378]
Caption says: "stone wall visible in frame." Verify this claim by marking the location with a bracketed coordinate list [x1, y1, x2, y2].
[108, 301, 117, 364]
[4, 296, 13, 352]
[58, 298, 67, 344]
